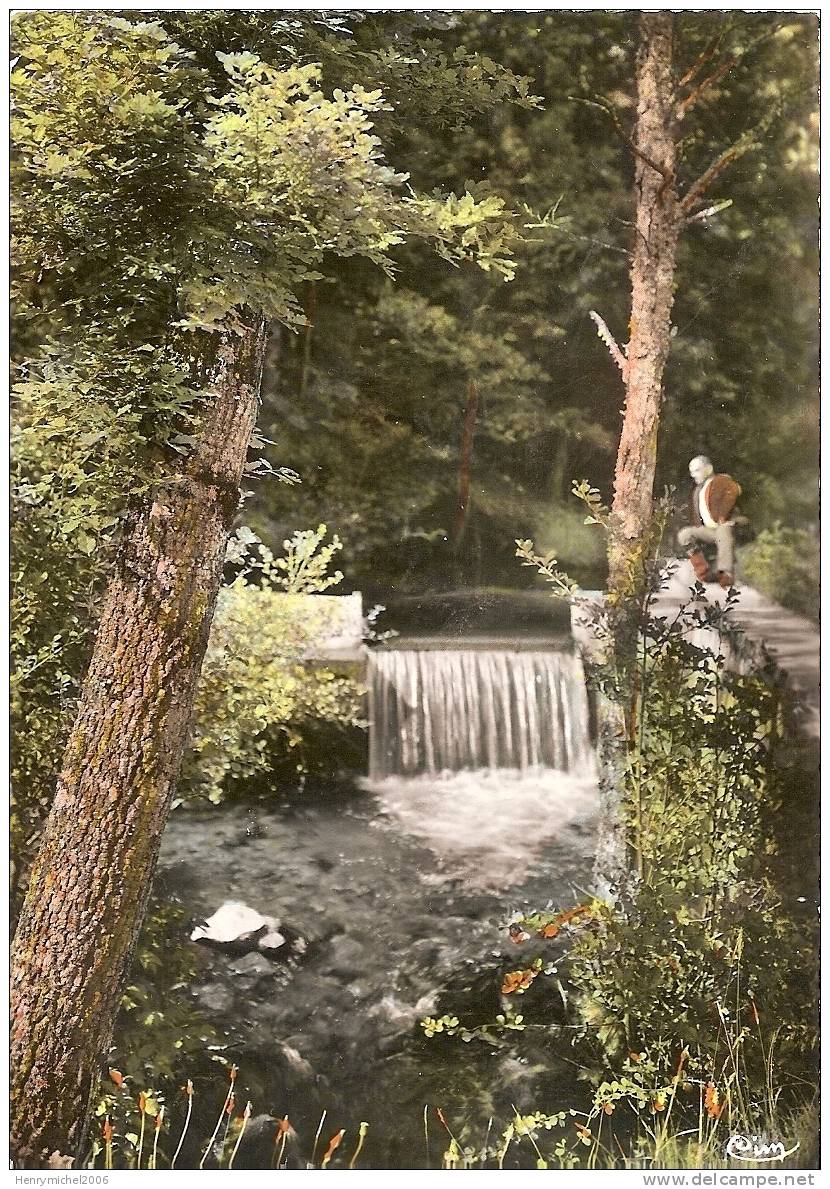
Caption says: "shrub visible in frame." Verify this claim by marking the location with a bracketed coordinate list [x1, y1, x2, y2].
[181, 526, 365, 802]
[424, 526, 818, 1169]
[532, 502, 608, 578]
[738, 522, 819, 622]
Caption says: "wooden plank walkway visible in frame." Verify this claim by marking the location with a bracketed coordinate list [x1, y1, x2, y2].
[651, 560, 820, 738]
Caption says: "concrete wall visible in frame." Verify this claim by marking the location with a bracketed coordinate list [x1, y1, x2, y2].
[293, 591, 367, 666]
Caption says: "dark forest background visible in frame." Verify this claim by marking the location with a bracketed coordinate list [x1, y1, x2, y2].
[247, 11, 818, 598]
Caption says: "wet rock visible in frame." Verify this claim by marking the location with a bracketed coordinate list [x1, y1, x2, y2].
[222, 814, 269, 850]
[244, 814, 268, 840]
[258, 928, 287, 954]
[235, 1038, 322, 1115]
[367, 991, 438, 1042]
[264, 926, 307, 962]
[377, 1033, 405, 1056]
[279, 1042, 315, 1081]
[190, 902, 305, 962]
[286, 931, 308, 959]
[318, 933, 364, 979]
[222, 1114, 302, 1170]
[232, 952, 274, 979]
[406, 938, 442, 965]
[193, 982, 234, 1014]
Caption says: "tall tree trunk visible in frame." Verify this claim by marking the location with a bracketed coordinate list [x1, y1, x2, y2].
[550, 434, 570, 502]
[608, 12, 679, 595]
[10, 313, 267, 1167]
[452, 377, 479, 552]
[297, 279, 316, 401]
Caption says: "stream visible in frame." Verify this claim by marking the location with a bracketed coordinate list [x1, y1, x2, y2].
[123, 645, 601, 1168]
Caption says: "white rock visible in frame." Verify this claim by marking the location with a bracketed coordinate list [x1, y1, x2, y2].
[191, 901, 272, 945]
[257, 928, 287, 952]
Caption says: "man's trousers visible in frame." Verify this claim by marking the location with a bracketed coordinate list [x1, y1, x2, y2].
[677, 524, 734, 577]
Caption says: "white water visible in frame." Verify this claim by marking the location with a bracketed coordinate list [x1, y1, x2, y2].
[368, 768, 598, 888]
[365, 648, 597, 887]
[368, 648, 594, 780]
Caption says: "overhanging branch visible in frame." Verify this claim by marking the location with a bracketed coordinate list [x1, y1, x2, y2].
[675, 56, 735, 121]
[589, 310, 628, 381]
[680, 137, 756, 214]
[677, 30, 725, 88]
[685, 197, 733, 225]
[569, 95, 673, 181]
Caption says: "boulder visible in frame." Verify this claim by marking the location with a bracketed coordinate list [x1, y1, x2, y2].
[193, 982, 234, 1014]
[318, 933, 364, 980]
[232, 952, 274, 979]
[258, 927, 287, 954]
[191, 901, 274, 948]
[191, 900, 305, 962]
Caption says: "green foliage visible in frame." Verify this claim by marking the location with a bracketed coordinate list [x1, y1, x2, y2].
[739, 523, 819, 622]
[11, 10, 532, 875]
[515, 538, 578, 599]
[182, 527, 364, 802]
[12, 13, 520, 334]
[555, 617, 813, 1078]
[252, 11, 816, 596]
[115, 900, 219, 1085]
[426, 522, 817, 1167]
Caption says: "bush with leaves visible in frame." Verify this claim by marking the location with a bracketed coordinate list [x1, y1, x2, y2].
[424, 492, 817, 1168]
[182, 526, 365, 802]
[738, 522, 819, 623]
[10, 9, 531, 888]
[495, 605, 818, 1162]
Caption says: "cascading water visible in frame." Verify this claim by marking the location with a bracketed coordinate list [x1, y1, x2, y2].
[152, 643, 600, 1161]
[368, 647, 594, 780]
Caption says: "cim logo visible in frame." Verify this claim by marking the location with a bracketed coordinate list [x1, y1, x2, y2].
[725, 1133, 800, 1163]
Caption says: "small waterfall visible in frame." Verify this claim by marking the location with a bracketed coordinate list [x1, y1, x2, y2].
[368, 648, 593, 781]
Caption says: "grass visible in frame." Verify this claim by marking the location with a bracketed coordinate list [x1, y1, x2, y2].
[83, 1046, 817, 1171]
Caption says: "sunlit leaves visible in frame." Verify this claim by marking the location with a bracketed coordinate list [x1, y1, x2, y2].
[185, 526, 363, 801]
[10, 9, 527, 866]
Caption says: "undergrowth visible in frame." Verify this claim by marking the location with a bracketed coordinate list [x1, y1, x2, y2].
[418, 486, 818, 1170]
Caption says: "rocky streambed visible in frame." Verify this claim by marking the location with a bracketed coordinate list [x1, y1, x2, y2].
[119, 770, 599, 1167]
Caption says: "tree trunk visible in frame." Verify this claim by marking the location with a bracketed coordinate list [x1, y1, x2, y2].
[550, 434, 570, 502]
[608, 11, 679, 594]
[10, 313, 267, 1167]
[297, 280, 316, 401]
[452, 377, 479, 552]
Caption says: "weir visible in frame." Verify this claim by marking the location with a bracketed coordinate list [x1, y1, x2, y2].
[368, 647, 594, 781]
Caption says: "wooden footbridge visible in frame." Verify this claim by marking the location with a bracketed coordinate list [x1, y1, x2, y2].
[654, 561, 819, 737]
[574, 561, 819, 739]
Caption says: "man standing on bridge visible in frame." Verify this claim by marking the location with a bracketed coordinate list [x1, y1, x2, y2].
[677, 455, 742, 588]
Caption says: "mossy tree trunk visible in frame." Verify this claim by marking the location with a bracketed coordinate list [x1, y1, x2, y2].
[10, 313, 267, 1167]
[608, 11, 679, 595]
[452, 377, 479, 552]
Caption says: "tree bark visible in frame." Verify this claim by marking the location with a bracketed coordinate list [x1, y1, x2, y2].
[10, 312, 267, 1167]
[452, 377, 479, 551]
[550, 434, 570, 503]
[608, 12, 679, 595]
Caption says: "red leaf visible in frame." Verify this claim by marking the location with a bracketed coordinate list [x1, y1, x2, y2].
[704, 1083, 724, 1119]
[321, 1129, 345, 1167]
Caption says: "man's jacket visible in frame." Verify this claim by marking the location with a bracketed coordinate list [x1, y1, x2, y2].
[690, 474, 742, 527]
